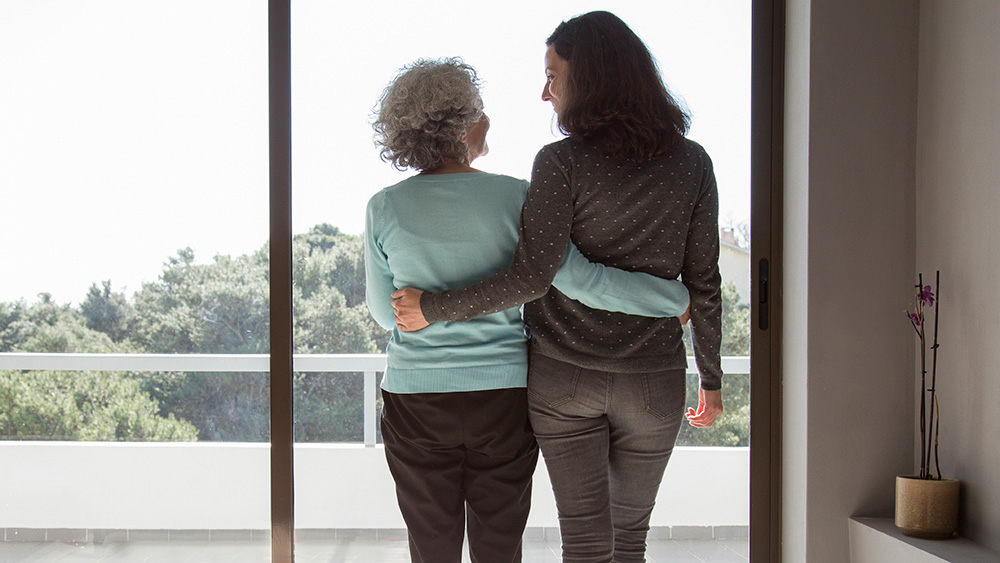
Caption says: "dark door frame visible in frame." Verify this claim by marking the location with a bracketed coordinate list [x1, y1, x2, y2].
[268, 1, 294, 562]
[750, 0, 784, 561]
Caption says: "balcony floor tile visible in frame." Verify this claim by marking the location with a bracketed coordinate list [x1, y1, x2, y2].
[0, 538, 747, 562]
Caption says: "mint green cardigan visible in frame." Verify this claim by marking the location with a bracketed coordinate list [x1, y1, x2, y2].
[365, 172, 688, 394]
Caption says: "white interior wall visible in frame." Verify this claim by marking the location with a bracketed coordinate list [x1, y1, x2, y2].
[915, 0, 1000, 552]
[781, 0, 812, 558]
[787, 0, 1000, 558]
[784, 0, 920, 561]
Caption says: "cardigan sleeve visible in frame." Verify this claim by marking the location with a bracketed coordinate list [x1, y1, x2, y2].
[363, 193, 396, 331]
[551, 242, 689, 317]
[421, 146, 573, 322]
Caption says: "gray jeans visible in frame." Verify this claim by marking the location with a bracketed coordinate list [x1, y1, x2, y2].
[527, 353, 686, 563]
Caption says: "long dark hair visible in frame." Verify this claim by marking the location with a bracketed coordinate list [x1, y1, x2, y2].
[547, 11, 690, 160]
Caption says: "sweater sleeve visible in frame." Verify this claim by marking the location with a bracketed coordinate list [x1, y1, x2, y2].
[421, 146, 573, 322]
[364, 193, 396, 331]
[551, 242, 690, 317]
[682, 151, 724, 390]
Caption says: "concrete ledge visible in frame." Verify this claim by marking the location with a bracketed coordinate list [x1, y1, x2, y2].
[849, 518, 1000, 562]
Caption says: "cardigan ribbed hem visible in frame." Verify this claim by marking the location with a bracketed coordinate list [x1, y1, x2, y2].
[380, 362, 527, 394]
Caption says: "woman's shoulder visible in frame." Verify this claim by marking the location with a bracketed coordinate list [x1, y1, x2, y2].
[473, 172, 530, 199]
[641, 137, 714, 175]
[366, 175, 421, 215]
[675, 137, 712, 164]
[375, 172, 528, 202]
[370, 175, 416, 197]
[450, 171, 530, 194]
[537, 137, 583, 156]
[531, 138, 582, 172]
[473, 171, 529, 185]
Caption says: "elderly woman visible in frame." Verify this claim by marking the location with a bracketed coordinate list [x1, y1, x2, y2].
[364, 58, 690, 563]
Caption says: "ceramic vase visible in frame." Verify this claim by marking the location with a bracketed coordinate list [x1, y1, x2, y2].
[895, 475, 960, 539]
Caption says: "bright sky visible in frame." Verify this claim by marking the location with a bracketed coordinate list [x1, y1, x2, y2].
[0, 0, 750, 305]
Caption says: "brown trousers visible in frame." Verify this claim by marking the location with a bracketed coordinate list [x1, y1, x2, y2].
[381, 388, 539, 563]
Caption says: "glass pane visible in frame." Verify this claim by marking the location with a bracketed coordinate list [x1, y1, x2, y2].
[0, 0, 270, 560]
[290, 0, 750, 559]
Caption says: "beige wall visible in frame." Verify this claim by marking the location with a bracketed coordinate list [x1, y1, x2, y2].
[784, 0, 920, 561]
[915, 0, 1000, 551]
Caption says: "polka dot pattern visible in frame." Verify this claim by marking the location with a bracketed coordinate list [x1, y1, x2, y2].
[423, 137, 724, 390]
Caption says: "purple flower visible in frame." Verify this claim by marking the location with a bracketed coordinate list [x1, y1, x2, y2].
[908, 312, 921, 326]
[919, 285, 935, 307]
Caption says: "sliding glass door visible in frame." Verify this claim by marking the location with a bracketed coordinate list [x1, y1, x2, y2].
[287, 1, 757, 561]
[0, 1, 271, 560]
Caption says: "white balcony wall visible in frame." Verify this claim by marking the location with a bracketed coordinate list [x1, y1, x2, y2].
[0, 442, 748, 530]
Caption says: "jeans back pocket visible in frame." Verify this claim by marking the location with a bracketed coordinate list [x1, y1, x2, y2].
[641, 371, 686, 420]
[527, 354, 581, 409]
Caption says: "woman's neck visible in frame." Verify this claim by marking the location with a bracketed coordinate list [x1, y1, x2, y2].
[421, 158, 481, 175]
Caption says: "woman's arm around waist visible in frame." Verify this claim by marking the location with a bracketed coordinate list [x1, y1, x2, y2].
[394, 146, 575, 330]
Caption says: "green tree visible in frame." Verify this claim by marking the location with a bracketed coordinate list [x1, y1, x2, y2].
[0, 293, 125, 354]
[141, 371, 270, 442]
[80, 280, 135, 343]
[676, 281, 751, 447]
[129, 231, 387, 443]
[128, 247, 272, 441]
[0, 295, 195, 442]
[294, 223, 369, 309]
[290, 227, 387, 442]
[131, 248, 270, 355]
[0, 370, 197, 441]
[0, 301, 29, 352]
[294, 284, 382, 355]
[1, 227, 390, 444]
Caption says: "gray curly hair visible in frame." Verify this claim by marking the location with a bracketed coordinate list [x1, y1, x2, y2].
[372, 58, 484, 172]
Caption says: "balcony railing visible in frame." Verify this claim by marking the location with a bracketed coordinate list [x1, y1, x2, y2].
[0, 353, 750, 447]
[0, 353, 750, 532]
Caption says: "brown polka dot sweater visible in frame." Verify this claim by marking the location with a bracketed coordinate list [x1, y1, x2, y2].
[421, 137, 723, 390]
